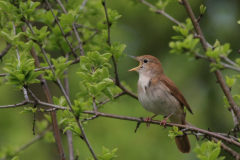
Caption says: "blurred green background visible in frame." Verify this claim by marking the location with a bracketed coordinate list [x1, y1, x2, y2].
[1, 0, 240, 159]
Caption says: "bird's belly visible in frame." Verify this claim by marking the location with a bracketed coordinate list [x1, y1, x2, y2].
[138, 83, 182, 118]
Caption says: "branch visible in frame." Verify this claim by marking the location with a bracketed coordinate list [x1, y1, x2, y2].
[83, 111, 240, 147]
[0, 43, 12, 60]
[139, 0, 185, 28]
[55, 0, 85, 56]
[2, 100, 240, 148]
[101, 1, 138, 99]
[0, 127, 52, 160]
[64, 53, 75, 160]
[102, 0, 120, 85]
[181, 0, 240, 125]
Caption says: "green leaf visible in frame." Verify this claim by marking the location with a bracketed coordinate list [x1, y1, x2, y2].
[226, 76, 236, 88]
[102, 87, 114, 100]
[171, 36, 184, 40]
[238, 20, 240, 24]
[200, 5, 206, 14]
[16, 74, 25, 82]
[53, 96, 60, 105]
[179, 28, 188, 37]
[209, 148, 221, 160]
[96, 82, 107, 93]
[12, 156, 19, 160]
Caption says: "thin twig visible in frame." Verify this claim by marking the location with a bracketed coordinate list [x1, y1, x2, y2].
[102, 0, 120, 85]
[0, 127, 53, 160]
[64, 53, 75, 160]
[139, 0, 185, 28]
[102, 0, 138, 99]
[83, 30, 99, 45]
[97, 92, 125, 108]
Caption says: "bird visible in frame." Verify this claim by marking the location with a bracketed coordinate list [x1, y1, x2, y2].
[128, 55, 193, 153]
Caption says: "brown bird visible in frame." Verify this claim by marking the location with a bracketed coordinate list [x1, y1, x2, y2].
[129, 55, 193, 153]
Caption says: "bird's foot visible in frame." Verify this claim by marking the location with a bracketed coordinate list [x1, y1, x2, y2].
[144, 115, 157, 128]
[144, 117, 152, 128]
[160, 113, 173, 128]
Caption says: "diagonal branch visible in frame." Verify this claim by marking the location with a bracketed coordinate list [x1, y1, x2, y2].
[64, 53, 75, 160]
[0, 43, 12, 60]
[181, 0, 240, 126]
[102, 0, 138, 100]
[0, 127, 53, 160]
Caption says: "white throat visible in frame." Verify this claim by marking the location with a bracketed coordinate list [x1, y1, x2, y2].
[138, 74, 152, 93]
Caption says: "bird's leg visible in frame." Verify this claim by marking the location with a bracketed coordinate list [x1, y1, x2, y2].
[160, 113, 173, 128]
[145, 115, 157, 127]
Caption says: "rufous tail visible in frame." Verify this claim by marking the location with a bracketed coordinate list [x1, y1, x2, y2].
[175, 134, 191, 153]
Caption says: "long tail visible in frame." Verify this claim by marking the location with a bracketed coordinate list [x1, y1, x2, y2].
[175, 135, 191, 153]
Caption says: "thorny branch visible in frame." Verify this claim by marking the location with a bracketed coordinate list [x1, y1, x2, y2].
[1, 100, 240, 149]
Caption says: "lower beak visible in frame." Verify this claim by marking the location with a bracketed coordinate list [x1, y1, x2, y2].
[128, 55, 141, 72]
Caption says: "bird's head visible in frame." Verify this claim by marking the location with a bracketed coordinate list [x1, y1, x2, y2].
[128, 55, 164, 77]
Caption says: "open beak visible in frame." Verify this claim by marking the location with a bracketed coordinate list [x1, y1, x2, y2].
[128, 55, 141, 72]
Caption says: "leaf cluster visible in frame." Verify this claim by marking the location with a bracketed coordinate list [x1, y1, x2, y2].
[87, 147, 118, 160]
[194, 141, 225, 160]
[3, 54, 43, 88]
[77, 51, 114, 99]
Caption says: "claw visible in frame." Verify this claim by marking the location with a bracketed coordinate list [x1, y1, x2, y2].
[160, 113, 173, 128]
[144, 117, 151, 127]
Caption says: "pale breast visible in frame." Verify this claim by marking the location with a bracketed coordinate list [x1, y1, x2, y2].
[138, 77, 183, 123]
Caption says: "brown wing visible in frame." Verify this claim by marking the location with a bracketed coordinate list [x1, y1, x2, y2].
[160, 75, 193, 114]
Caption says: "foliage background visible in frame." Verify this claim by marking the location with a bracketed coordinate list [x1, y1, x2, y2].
[0, 0, 240, 159]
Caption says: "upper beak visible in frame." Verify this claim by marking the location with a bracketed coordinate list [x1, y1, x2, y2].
[128, 55, 141, 72]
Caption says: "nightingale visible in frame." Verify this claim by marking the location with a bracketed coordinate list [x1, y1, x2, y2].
[128, 55, 193, 153]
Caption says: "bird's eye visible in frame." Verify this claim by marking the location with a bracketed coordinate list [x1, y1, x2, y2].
[143, 59, 148, 63]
